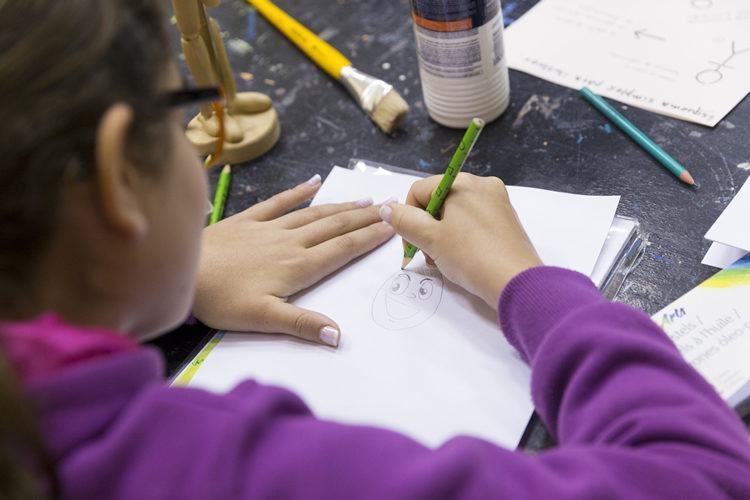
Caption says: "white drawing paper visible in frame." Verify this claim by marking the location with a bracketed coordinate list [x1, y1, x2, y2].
[705, 177, 750, 252]
[188, 166, 619, 448]
[349, 165, 620, 278]
[505, 0, 750, 126]
[702, 242, 748, 269]
[371, 267, 444, 330]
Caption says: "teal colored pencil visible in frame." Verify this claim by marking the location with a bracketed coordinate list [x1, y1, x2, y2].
[580, 87, 696, 187]
[209, 165, 232, 225]
[402, 117, 485, 269]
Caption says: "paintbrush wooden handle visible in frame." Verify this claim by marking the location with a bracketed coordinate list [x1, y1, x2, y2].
[248, 0, 352, 80]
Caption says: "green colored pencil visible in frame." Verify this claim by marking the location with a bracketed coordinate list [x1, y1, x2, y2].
[579, 87, 696, 187]
[209, 164, 232, 225]
[402, 117, 485, 269]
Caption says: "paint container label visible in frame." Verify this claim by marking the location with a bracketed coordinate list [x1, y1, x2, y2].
[412, 0, 498, 33]
[410, 0, 510, 128]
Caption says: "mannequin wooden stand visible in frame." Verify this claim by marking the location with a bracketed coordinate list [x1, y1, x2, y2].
[172, 0, 280, 164]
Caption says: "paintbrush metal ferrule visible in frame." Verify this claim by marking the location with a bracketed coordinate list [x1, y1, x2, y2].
[339, 66, 394, 114]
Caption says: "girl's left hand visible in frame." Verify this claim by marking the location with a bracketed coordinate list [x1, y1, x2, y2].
[193, 175, 394, 347]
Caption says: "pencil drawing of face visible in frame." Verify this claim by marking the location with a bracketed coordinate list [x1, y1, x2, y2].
[372, 269, 443, 330]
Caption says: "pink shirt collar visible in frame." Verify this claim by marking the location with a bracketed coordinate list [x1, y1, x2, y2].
[0, 313, 138, 384]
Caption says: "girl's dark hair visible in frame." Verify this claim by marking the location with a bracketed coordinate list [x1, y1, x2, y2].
[0, 0, 174, 314]
[0, 0, 174, 497]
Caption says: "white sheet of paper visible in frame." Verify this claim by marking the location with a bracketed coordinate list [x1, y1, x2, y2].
[702, 242, 748, 269]
[350, 164, 630, 288]
[705, 177, 750, 252]
[188, 167, 619, 448]
[348, 165, 620, 277]
[505, 0, 750, 126]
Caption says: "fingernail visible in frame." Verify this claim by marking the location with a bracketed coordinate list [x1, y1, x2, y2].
[306, 174, 322, 186]
[319, 326, 340, 347]
[356, 197, 373, 208]
[379, 204, 393, 224]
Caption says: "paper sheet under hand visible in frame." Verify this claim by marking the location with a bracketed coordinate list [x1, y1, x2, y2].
[705, 177, 750, 252]
[188, 167, 619, 448]
[349, 165, 620, 278]
[505, 0, 750, 126]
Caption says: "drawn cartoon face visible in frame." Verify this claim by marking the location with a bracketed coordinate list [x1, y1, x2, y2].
[371, 269, 444, 330]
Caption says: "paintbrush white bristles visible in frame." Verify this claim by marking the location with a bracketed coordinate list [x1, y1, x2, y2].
[339, 66, 410, 134]
[371, 89, 409, 135]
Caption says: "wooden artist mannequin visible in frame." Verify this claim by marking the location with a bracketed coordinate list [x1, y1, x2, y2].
[172, 0, 280, 163]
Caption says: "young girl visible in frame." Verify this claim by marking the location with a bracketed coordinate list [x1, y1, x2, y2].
[2, 1, 749, 499]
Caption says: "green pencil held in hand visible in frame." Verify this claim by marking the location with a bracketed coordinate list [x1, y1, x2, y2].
[402, 117, 485, 269]
[209, 164, 232, 225]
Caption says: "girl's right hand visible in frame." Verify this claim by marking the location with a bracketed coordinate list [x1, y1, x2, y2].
[379, 173, 543, 310]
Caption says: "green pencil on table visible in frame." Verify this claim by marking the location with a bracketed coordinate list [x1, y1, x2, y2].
[401, 117, 485, 269]
[579, 87, 697, 187]
[209, 164, 232, 225]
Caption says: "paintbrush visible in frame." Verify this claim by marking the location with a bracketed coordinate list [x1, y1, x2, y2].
[248, 0, 409, 134]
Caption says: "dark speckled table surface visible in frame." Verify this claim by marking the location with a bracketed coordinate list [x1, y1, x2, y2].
[151, 0, 750, 438]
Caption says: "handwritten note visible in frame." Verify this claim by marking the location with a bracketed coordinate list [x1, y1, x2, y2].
[505, 0, 750, 126]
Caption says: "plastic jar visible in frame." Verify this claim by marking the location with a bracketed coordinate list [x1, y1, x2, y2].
[410, 0, 510, 128]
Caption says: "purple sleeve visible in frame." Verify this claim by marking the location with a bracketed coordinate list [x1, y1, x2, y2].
[76, 267, 750, 498]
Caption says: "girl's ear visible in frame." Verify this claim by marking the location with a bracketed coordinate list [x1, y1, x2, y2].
[94, 103, 149, 239]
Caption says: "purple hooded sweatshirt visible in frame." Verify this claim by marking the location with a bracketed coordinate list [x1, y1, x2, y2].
[7, 267, 750, 499]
